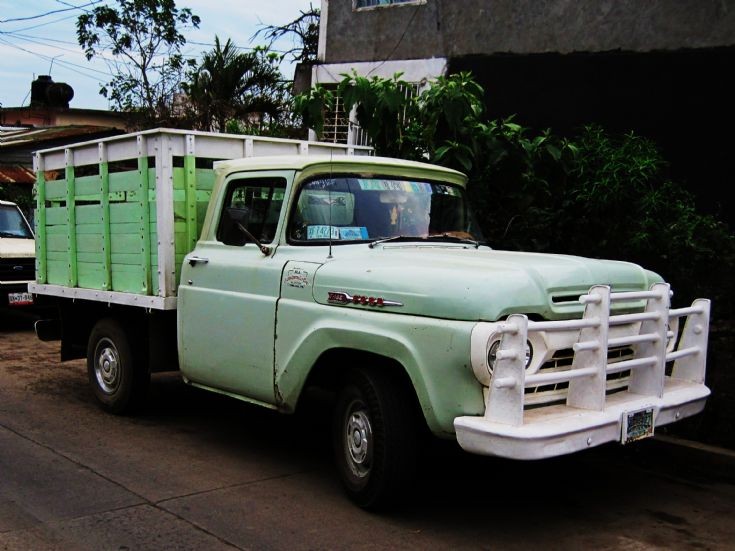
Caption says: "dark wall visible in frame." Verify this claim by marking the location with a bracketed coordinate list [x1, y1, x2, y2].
[326, 0, 735, 64]
[449, 47, 735, 227]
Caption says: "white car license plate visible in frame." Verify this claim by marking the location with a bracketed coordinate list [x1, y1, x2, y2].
[622, 407, 654, 444]
[8, 292, 33, 306]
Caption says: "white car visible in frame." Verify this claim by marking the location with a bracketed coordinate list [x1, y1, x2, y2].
[0, 199, 35, 308]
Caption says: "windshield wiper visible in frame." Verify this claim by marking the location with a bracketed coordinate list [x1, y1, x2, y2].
[426, 233, 482, 248]
[369, 234, 482, 249]
[368, 235, 423, 248]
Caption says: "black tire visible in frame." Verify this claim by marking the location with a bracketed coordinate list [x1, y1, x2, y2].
[87, 318, 149, 414]
[333, 367, 417, 509]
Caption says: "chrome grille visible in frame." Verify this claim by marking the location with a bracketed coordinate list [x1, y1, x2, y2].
[524, 346, 635, 406]
[0, 258, 35, 282]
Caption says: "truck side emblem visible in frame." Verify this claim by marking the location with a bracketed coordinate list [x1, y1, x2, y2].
[327, 291, 403, 308]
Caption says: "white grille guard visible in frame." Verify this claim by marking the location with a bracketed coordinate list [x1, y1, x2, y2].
[454, 283, 711, 460]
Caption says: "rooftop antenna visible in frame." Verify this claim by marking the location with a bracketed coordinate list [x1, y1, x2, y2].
[48, 54, 63, 75]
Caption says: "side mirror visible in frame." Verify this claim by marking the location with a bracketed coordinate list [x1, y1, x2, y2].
[219, 207, 251, 246]
[227, 206, 251, 225]
[220, 206, 271, 255]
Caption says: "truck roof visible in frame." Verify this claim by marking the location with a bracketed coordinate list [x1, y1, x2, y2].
[0, 199, 19, 206]
[213, 155, 468, 186]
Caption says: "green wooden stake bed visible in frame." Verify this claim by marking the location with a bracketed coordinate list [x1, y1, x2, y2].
[30, 128, 712, 509]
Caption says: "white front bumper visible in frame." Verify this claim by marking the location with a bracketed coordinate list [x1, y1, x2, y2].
[454, 379, 710, 460]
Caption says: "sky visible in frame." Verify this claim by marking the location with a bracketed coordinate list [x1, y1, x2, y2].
[0, 0, 316, 111]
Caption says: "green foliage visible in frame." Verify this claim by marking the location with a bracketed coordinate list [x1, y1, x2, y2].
[292, 85, 334, 139]
[183, 38, 289, 132]
[417, 72, 485, 164]
[337, 70, 419, 158]
[468, 119, 577, 250]
[77, 0, 200, 126]
[554, 126, 734, 309]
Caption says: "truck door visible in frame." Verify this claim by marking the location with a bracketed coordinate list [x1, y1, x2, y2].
[178, 171, 292, 405]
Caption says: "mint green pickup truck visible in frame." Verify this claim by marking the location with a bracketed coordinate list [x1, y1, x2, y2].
[31, 129, 711, 508]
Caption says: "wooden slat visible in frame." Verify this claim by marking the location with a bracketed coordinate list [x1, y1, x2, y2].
[110, 203, 142, 223]
[45, 207, 67, 225]
[65, 149, 78, 287]
[75, 204, 103, 224]
[74, 174, 100, 197]
[45, 180, 67, 200]
[35, 153, 48, 283]
[109, 170, 143, 193]
[76, 233, 104, 253]
[138, 135, 152, 295]
[99, 143, 112, 290]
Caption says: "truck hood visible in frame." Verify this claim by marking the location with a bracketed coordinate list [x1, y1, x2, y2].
[312, 246, 659, 321]
[0, 237, 35, 258]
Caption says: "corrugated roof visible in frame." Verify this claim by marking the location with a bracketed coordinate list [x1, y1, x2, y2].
[0, 125, 121, 148]
[0, 165, 35, 184]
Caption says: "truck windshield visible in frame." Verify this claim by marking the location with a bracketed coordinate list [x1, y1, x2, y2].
[0, 205, 33, 239]
[290, 176, 483, 244]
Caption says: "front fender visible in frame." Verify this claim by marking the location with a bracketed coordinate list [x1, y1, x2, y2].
[274, 299, 483, 435]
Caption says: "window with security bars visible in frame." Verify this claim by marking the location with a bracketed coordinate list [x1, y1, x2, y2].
[354, 0, 425, 8]
[321, 82, 422, 147]
[321, 86, 350, 144]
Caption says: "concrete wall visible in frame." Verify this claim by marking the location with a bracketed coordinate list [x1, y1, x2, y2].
[325, 0, 735, 63]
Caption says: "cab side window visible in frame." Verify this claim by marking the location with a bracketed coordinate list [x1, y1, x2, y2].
[217, 177, 286, 246]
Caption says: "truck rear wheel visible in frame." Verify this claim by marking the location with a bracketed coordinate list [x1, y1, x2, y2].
[87, 318, 149, 414]
[333, 367, 417, 509]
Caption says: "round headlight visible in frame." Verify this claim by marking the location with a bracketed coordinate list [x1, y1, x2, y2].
[524, 340, 533, 368]
[487, 340, 501, 374]
[487, 339, 532, 374]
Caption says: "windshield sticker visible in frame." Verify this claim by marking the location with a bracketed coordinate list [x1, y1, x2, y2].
[306, 225, 369, 240]
[307, 225, 340, 240]
[357, 180, 433, 194]
[339, 227, 369, 240]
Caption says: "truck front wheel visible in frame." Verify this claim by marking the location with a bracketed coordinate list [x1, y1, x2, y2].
[333, 367, 417, 509]
[87, 318, 149, 414]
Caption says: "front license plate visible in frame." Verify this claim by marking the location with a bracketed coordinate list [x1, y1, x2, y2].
[622, 407, 654, 444]
[8, 292, 33, 306]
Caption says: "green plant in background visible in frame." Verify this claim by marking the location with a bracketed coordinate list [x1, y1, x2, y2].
[418, 72, 485, 170]
[337, 70, 418, 158]
[76, 0, 201, 127]
[183, 39, 290, 133]
[468, 118, 577, 250]
[292, 85, 335, 139]
[557, 126, 735, 310]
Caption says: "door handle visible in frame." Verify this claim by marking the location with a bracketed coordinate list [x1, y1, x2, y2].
[187, 255, 209, 266]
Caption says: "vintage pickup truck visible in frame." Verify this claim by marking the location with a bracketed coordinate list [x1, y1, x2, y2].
[30, 129, 711, 508]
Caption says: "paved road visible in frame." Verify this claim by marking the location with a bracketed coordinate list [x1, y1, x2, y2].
[2, 311, 735, 550]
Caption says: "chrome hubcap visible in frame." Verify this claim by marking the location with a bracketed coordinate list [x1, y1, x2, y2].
[345, 402, 372, 478]
[95, 338, 120, 394]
